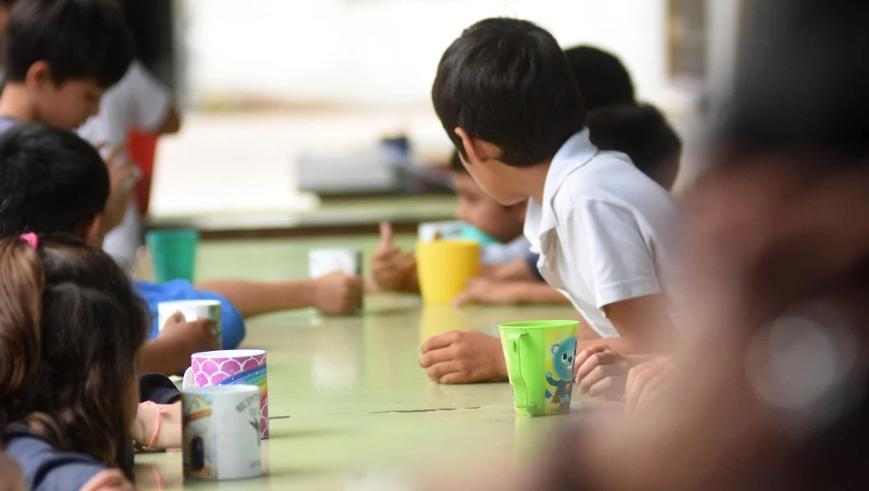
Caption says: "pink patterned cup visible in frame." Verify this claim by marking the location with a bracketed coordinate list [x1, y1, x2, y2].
[183, 349, 269, 438]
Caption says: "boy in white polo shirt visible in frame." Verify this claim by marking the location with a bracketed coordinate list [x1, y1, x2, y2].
[420, 17, 681, 384]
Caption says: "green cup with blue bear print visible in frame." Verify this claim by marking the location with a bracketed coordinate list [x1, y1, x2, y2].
[499, 320, 578, 417]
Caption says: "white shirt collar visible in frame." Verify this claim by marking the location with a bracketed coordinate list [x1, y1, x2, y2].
[525, 129, 598, 250]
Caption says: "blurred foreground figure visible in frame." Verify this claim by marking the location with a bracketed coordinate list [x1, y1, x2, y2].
[440, 0, 869, 490]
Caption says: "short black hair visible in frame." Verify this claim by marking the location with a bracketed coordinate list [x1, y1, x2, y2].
[432, 18, 585, 167]
[722, 0, 869, 159]
[3, 0, 134, 88]
[563, 45, 635, 112]
[0, 123, 109, 237]
[588, 103, 681, 189]
[0, 0, 21, 9]
[449, 150, 465, 173]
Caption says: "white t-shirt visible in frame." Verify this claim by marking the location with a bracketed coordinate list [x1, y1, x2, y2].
[525, 129, 683, 338]
[78, 60, 172, 147]
[77, 60, 173, 270]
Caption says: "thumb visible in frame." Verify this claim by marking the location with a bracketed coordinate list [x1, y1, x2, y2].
[379, 222, 394, 248]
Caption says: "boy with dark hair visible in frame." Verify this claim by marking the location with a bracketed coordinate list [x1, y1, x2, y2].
[563, 45, 635, 111]
[0, 0, 133, 131]
[0, 0, 136, 235]
[0, 123, 363, 374]
[588, 103, 682, 192]
[421, 18, 681, 384]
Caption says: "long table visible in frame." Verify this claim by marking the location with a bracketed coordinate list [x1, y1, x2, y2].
[134, 235, 585, 490]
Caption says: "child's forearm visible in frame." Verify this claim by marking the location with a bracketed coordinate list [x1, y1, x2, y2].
[138, 338, 189, 375]
[197, 279, 315, 317]
[132, 401, 182, 450]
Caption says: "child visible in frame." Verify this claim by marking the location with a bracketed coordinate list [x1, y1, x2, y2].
[372, 151, 531, 293]
[563, 45, 636, 111]
[0, 0, 137, 236]
[432, 2, 869, 489]
[455, 102, 683, 306]
[0, 123, 362, 374]
[0, 234, 148, 491]
[78, 57, 182, 271]
[421, 18, 682, 384]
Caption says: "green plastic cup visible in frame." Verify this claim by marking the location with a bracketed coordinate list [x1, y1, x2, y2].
[499, 320, 579, 417]
[146, 229, 199, 284]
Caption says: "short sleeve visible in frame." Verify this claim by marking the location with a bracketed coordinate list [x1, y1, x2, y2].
[125, 61, 173, 133]
[566, 200, 661, 308]
[5, 436, 104, 491]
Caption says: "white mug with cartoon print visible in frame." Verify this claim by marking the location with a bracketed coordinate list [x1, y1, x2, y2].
[182, 385, 262, 481]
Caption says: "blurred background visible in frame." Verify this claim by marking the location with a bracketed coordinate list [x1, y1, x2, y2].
[125, 0, 743, 229]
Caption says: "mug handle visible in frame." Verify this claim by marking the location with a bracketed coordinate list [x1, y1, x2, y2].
[182, 367, 195, 390]
[506, 331, 533, 412]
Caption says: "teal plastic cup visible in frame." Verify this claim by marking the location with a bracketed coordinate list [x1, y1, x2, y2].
[146, 229, 199, 284]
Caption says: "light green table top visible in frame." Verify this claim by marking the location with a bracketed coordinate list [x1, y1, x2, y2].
[134, 235, 595, 491]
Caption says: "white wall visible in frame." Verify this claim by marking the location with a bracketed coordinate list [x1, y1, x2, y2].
[179, 0, 671, 109]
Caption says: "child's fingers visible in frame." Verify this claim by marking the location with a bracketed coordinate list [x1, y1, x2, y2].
[633, 374, 666, 413]
[103, 145, 123, 167]
[625, 361, 667, 413]
[397, 252, 416, 270]
[574, 346, 615, 383]
[578, 363, 621, 395]
[419, 346, 458, 368]
[379, 222, 394, 248]
[421, 331, 458, 353]
[625, 357, 667, 398]
[453, 285, 481, 306]
[572, 344, 610, 373]
[587, 375, 626, 399]
[439, 371, 472, 384]
[424, 361, 461, 381]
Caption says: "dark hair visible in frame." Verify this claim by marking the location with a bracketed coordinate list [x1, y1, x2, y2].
[0, 0, 21, 9]
[0, 234, 149, 467]
[721, 0, 869, 159]
[588, 103, 682, 190]
[432, 18, 585, 167]
[3, 0, 133, 88]
[564, 45, 635, 111]
[0, 123, 109, 237]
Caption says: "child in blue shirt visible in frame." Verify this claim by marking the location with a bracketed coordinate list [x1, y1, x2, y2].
[0, 123, 361, 375]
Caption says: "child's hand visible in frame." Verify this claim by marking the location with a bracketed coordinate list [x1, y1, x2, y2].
[371, 222, 418, 292]
[0, 454, 23, 491]
[159, 312, 218, 352]
[313, 272, 363, 314]
[574, 344, 630, 400]
[453, 278, 522, 306]
[419, 331, 507, 384]
[101, 145, 138, 234]
[625, 356, 672, 413]
[80, 470, 134, 491]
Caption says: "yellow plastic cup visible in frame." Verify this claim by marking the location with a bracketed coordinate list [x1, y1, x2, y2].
[416, 240, 480, 305]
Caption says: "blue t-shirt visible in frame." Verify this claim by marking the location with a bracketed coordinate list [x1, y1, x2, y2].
[135, 280, 245, 349]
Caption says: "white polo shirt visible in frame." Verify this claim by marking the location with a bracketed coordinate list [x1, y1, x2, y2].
[525, 129, 682, 338]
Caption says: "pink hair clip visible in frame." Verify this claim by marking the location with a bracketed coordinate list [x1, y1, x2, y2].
[20, 233, 38, 250]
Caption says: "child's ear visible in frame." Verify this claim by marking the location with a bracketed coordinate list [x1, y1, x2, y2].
[26, 61, 53, 89]
[83, 214, 105, 248]
[454, 127, 479, 165]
